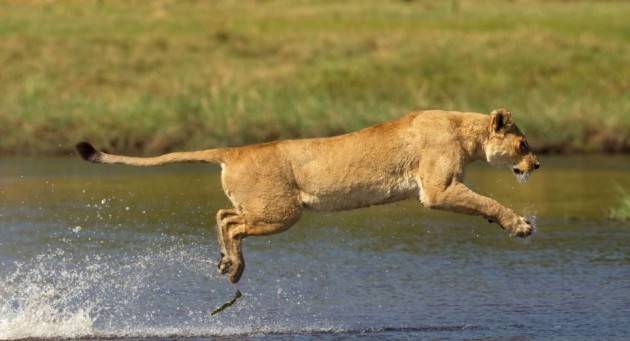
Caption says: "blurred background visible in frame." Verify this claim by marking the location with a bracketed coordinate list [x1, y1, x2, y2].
[1, 0, 629, 156]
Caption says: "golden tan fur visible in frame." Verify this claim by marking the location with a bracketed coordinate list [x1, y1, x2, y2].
[76, 108, 540, 283]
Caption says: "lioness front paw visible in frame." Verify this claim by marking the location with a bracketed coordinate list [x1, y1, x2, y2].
[509, 216, 534, 238]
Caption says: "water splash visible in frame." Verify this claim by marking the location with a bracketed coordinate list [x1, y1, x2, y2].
[522, 205, 538, 233]
[0, 250, 95, 339]
[526, 214, 537, 235]
[516, 172, 531, 184]
[0, 235, 338, 339]
[0, 239, 219, 339]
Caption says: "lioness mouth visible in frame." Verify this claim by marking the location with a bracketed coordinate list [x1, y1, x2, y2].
[512, 167, 523, 175]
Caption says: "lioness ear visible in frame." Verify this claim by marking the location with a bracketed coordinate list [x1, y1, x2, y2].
[489, 108, 512, 133]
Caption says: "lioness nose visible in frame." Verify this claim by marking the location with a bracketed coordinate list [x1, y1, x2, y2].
[534, 162, 540, 170]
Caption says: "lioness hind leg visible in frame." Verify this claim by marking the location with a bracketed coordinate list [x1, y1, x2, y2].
[220, 217, 300, 284]
[215, 209, 242, 275]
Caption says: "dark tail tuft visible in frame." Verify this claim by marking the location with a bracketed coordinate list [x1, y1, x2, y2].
[76, 142, 100, 162]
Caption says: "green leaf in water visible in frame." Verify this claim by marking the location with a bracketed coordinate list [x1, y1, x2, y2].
[211, 290, 243, 316]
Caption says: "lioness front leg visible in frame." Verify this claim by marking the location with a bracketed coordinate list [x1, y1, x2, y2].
[421, 181, 533, 237]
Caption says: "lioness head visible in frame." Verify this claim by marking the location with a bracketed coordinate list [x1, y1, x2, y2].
[484, 108, 540, 183]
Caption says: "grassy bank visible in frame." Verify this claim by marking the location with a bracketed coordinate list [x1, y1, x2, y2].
[1, 0, 629, 155]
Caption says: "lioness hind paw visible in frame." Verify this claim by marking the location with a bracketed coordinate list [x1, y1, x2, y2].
[228, 262, 245, 284]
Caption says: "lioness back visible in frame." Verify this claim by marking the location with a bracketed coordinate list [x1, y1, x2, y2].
[275, 113, 420, 211]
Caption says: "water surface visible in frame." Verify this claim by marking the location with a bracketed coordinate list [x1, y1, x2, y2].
[1, 156, 629, 340]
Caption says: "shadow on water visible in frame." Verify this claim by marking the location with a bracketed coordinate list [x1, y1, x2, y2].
[1, 155, 629, 340]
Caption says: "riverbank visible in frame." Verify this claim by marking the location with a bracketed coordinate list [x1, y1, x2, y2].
[1, 0, 629, 156]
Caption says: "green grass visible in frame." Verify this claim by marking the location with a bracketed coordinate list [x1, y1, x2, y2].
[1, 0, 629, 155]
[609, 183, 630, 221]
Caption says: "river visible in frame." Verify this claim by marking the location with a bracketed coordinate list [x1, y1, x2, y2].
[1, 155, 629, 340]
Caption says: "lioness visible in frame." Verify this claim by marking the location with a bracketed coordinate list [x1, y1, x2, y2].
[77, 108, 540, 283]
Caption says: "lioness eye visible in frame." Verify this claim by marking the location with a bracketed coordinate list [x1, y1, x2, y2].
[519, 141, 529, 153]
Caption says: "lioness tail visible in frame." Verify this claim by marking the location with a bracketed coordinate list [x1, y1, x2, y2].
[75, 142, 225, 166]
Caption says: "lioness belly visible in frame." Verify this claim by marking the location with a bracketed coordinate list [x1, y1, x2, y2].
[299, 177, 420, 212]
